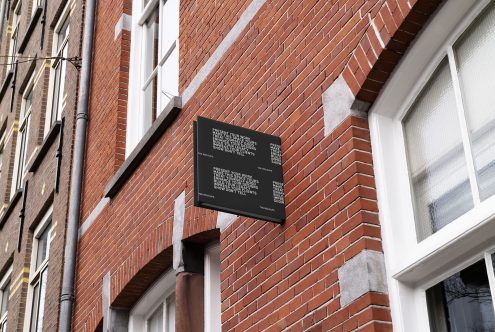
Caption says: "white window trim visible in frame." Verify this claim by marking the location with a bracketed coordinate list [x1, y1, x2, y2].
[11, 74, 34, 198]
[23, 206, 53, 332]
[369, 0, 495, 330]
[44, 4, 70, 137]
[31, 0, 41, 17]
[7, 1, 21, 72]
[128, 268, 175, 332]
[204, 243, 221, 332]
[127, 0, 179, 157]
[0, 128, 7, 179]
[0, 265, 12, 332]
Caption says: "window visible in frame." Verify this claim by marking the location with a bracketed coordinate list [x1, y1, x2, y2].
[204, 244, 221, 332]
[12, 75, 34, 197]
[24, 208, 52, 332]
[6, 1, 21, 73]
[31, 0, 42, 16]
[46, 9, 69, 134]
[369, 0, 495, 330]
[0, 266, 12, 332]
[129, 269, 176, 332]
[0, 0, 9, 45]
[0, 129, 6, 179]
[127, 0, 179, 155]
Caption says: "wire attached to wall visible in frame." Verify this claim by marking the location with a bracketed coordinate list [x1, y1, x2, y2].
[0, 55, 82, 69]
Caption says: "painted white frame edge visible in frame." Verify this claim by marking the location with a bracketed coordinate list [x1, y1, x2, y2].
[369, 0, 493, 330]
[126, 0, 179, 157]
[44, 3, 71, 137]
[10, 72, 35, 198]
[22, 205, 53, 332]
[128, 268, 175, 332]
[204, 243, 220, 332]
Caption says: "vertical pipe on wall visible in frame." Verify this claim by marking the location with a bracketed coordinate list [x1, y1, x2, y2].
[58, 0, 96, 330]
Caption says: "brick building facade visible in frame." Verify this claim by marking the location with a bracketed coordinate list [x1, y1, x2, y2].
[0, 0, 84, 331]
[73, 0, 495, 331]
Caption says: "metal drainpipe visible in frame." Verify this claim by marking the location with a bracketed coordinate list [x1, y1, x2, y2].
[59, 0, 96, 330]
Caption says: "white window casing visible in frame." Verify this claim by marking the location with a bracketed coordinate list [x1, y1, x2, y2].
[128, 268, 176, 332]
[23, 206, 53, 332]
[204, 244, 221, 332]
[44, 4, 70, 137]
[0, 265, 12, 332]
[11, 74, 34, 198]
[127, 0, 179, 156]
[369, 0, 495, 330]
[7, 2, 21, 73]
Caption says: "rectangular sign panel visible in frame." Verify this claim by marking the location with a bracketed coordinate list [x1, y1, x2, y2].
[194, 117, 285, 223]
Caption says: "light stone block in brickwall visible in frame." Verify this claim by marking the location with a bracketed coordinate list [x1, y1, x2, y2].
[173, 191, 186, 272]
[323, 75, 368, 137]
[338, 250, 388, 307]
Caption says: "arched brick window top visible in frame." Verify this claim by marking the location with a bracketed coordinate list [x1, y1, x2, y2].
[342, 0, 446, 105]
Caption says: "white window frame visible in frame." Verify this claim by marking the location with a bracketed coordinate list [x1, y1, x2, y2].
[7, 1, 21, 73]
[44, 5, 70, 136]
[23, 206, 52, 332]
[369, 0, 495, 331]
[31, 0, 41, 17]
[0, 0, 9, 45]
[0, 265, 12, 332]
[11, 74, 34, 198]
[0, 129, 7, 179]
[126, 0, 179, 156]
[128, 268, 176, 332]
[204, 243, 221, 332]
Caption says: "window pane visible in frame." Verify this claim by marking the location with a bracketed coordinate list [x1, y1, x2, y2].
[35, 269, 48, 332]
[36, 225, 50, 270]
[30, 282, 40, 332]
[0, 280, 9, 316]
[166, 294, 175, 332]
[403, 59, 473, 240]
[147, 304, 163, 332]
[57, 17, 69, 51]
[143, 9, 159, 80]
[143, 74, 158, 123]
[426, 259, 495, 331]
[17, 113, 31, 190]
[160, 46, 179, 109]
[455, 2, 495, 201]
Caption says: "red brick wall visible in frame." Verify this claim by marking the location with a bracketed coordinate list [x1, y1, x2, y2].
[75, 0, 443, 331]
[80, 0, 131, 221]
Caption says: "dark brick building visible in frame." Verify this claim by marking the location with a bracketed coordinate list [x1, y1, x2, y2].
[0, 0, 84, 331]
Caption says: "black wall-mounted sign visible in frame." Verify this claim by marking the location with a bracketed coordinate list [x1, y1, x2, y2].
[194, 117, 285, 223]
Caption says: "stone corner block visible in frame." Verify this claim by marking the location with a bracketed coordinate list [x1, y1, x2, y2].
[338, 250, 388, 308]
[323, 75, 369, 137]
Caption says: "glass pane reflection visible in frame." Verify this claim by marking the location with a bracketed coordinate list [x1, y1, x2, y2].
[426, 259, 495, 331]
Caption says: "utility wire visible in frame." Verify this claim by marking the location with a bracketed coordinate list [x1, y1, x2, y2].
[0, 55, 81, 68]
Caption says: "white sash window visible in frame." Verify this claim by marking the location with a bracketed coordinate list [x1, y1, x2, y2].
[0, 266, 12, 332]
[129, 269, 176, 332]
[127, 0, 179, 156]
[370, 0, 495, 330]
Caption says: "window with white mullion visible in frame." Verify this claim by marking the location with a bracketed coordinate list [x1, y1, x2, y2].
[129, 269, 176, 332]
[0, 266, 12, 332]
[127, 0, 179, 155]
[483, 252, 495, 318]
[47, 13, 70, 132]
[7, 2, 21, 73]
[13, 83, 33, 194]
[140, 4, 159, 127]
[26, 214, 52, 332]
[446, 46, 481, 206]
